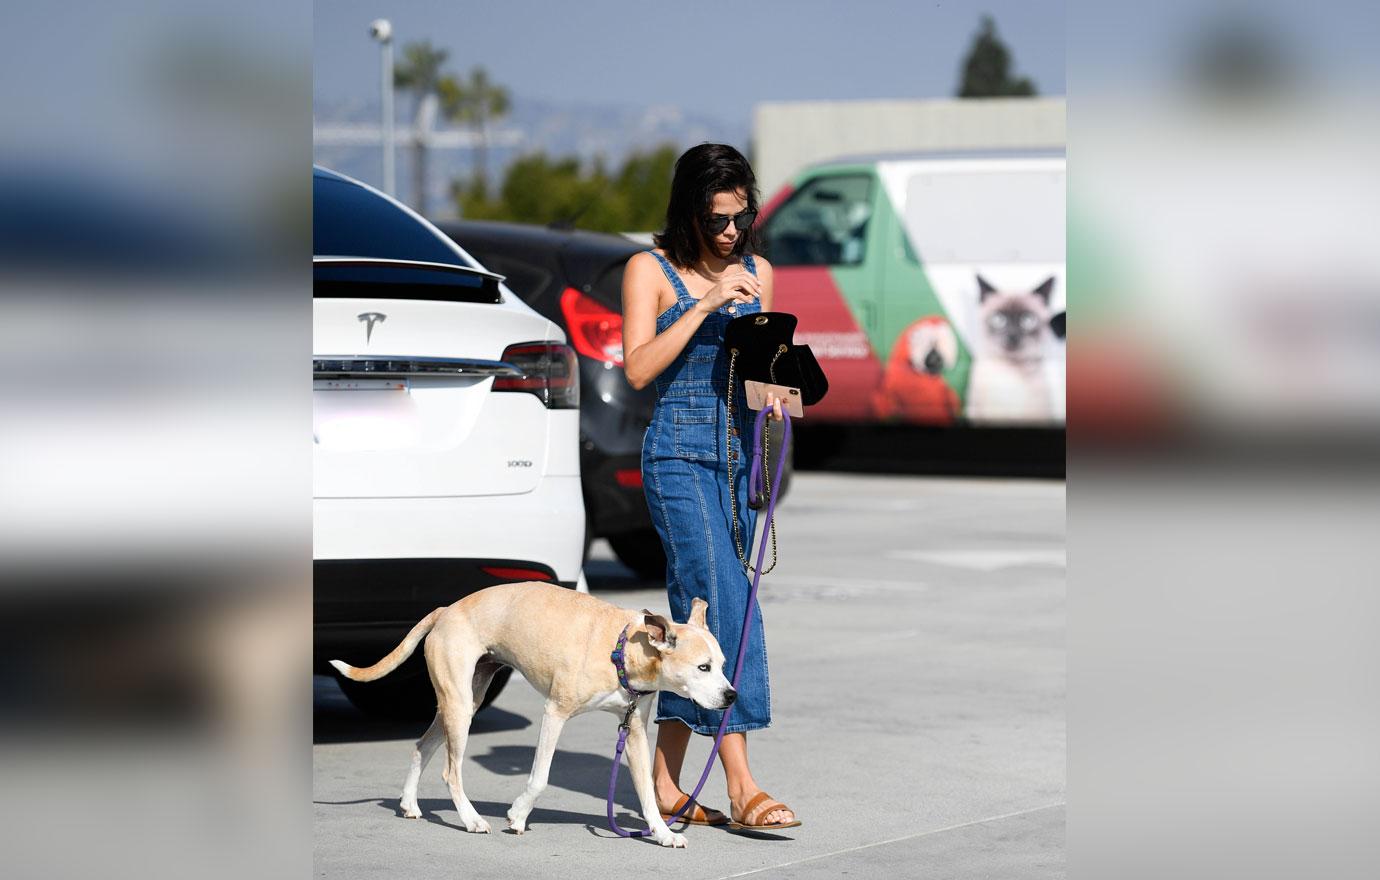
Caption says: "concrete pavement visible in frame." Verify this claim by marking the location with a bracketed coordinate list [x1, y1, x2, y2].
[314, 472, 1065, 878]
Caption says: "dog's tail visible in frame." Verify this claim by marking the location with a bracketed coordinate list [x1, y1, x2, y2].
[329, 607, 445, 682]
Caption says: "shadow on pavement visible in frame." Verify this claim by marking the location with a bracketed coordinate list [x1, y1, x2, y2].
[311, 790, 645, 827]
[311, 796, 609, 830]
[470, 744, 645, 814]
[311, 794, 797, 843]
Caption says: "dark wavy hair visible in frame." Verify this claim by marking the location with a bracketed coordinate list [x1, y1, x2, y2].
[652, 143, 760, 269]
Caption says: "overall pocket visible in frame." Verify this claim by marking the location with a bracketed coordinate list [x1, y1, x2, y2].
[672, 407, 720, 462]
[684, 329, 720, 363]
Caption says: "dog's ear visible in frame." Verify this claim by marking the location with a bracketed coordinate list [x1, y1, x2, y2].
[977, 274, 997, 302]
[688, 598, 709, 629]
[641, 610, 677, 653]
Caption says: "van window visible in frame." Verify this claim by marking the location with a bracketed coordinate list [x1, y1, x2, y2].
[763, 175, 872, 267]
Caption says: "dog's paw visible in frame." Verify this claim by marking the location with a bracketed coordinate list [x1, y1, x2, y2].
[506, 808, 528, 834]
[400, 804, 422, 820]
[463, 816, 492, 834]
[655, 830, 688, 848]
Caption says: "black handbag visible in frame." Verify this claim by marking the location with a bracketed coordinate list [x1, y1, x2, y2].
[722, 312, 829, 406]
[721, 311, 828, 574]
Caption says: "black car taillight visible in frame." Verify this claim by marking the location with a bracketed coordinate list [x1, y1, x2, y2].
[492, 342, 580, 409]
[559, 286, 624, 366]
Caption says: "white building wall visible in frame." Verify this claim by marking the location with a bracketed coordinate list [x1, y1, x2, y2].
[752, 97, 1066, 199]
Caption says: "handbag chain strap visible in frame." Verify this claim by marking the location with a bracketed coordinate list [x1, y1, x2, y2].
[726, 348, 777, 575]
[769, 344, 787, 383]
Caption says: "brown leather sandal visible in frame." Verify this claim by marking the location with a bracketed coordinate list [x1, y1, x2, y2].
[660, 793, 729, 827]
[729, 791, 802, 830]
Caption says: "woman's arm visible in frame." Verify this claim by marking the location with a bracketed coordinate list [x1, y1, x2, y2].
[755, 255, 774, 311]
[621, 252, 760, 390]
[621, 252, 704, 391]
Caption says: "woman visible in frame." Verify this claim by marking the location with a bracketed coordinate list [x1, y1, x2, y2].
[621, 143, 798, 831]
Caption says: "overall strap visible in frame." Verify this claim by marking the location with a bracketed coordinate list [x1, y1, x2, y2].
[647, 250, 693, 303]
[743, 252, 758, 277]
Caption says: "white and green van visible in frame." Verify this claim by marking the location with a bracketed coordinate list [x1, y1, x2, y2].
[756, 150, 1065, 427]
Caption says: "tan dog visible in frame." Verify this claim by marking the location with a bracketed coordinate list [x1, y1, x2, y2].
[331, 581, 735, 848]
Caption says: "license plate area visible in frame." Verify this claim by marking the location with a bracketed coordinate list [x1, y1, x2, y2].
[313, 378, 418, 450]
[313, 378, 411, 392]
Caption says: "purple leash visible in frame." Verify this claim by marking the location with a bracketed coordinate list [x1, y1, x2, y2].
[607, 405, 792, 837]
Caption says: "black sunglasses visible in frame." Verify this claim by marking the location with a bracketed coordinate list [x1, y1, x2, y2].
[702, 209, 757, 236]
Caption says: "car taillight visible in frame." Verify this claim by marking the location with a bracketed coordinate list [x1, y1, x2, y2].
[481, 566, 553, 582]
[559, 287, 624, 366]
[492, 342, 580, 409]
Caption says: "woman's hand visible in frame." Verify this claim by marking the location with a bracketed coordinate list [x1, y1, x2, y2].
[765, 392, 785, 421]
[693, 267, 761, 314]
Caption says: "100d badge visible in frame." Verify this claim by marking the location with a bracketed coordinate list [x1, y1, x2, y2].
[507, 460, 532, 468]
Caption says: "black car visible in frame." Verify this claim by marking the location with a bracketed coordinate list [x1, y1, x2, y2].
[438, 220, 790, 580]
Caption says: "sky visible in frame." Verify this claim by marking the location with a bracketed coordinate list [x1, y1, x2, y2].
[314, 0, 1066, 125]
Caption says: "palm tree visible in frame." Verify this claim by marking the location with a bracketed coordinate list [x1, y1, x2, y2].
[393, 41, 450, 215]
[439, 66, 511, 194]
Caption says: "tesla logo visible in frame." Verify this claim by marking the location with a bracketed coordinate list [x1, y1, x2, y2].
[357, 312, 387, 343]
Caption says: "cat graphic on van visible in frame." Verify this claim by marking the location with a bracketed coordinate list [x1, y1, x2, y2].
[964, 275, 1058, 423]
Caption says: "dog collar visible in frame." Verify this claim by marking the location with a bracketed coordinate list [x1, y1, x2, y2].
[610, 625, 653, 698]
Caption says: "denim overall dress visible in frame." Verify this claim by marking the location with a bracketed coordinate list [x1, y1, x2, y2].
[642, 250, 771, 735]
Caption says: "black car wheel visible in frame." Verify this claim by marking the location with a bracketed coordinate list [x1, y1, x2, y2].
[608, 530, 668, 582]
[335, 656, 512, 721]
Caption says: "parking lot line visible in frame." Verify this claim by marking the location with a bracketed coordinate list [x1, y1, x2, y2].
[711, 802, 1066, 880]
[889, 548, 1066, 570]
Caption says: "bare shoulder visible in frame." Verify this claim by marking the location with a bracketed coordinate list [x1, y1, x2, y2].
[750, 253, 774, 276]
[623, 250, 674, 317]
[625, 249, 657, 273]
[624, 250, 665, 287]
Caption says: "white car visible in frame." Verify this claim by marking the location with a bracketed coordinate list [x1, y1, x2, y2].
[313, 166, 584, 718]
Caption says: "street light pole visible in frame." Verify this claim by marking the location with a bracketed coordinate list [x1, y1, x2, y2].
[369, 19, 395, 196]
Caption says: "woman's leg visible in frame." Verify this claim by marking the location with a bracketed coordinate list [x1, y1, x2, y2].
[718, 732, 795, 825]
[652, 719, 691, 806]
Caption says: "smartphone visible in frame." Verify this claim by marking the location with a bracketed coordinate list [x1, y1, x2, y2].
[744, 380, 804, 418]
